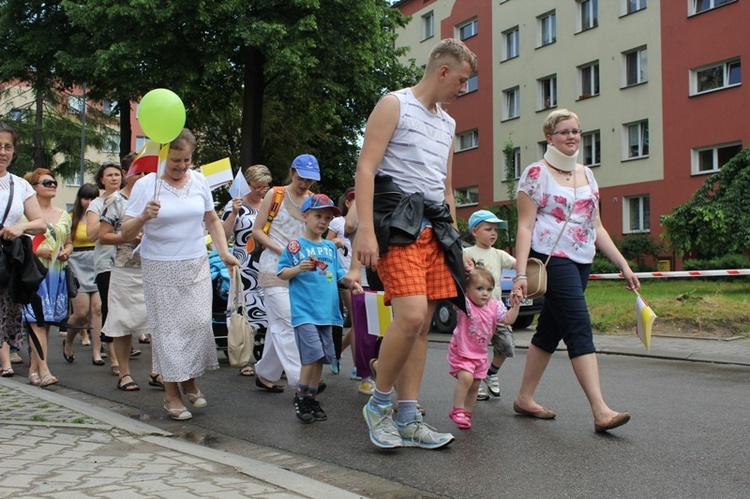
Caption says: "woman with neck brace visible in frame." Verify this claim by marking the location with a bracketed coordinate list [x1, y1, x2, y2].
[510, 109, 639, 433]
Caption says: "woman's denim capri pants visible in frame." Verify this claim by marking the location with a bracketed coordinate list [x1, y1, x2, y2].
[530, 250, 596, 358]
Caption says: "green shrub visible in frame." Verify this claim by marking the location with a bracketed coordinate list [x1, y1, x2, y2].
[684, 254, 750, 270]
[591, 256, 619, 274]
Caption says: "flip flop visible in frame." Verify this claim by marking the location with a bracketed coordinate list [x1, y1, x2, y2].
[138, 336, 151, 344]
[111, 365, 121, 377]
[1, 367, 14, 377]
[40, 373, 58, 387]
[239, 365, 255, 377]
[29, 372, 41, 386]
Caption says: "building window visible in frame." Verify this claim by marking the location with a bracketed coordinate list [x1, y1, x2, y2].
[456, 129, 479, 152]
[103, 134, 119, 153]
[65, 170, 83, 187]
[68, 95, 84, 115]
[624, 0, 647, 15]
[623, 47, 648, 86]
[692, 142, 742, 174]
[577, 0, 598, 32]
[102, 99, 119, 116]
[502, 26, 519, 61]
[465, 73, 478, 94]
[625, 120, 649, 159]
[578, 61, 600, 99]
[9, 108, 28, 121]
[510, 147, 522, 178]
[135, 135, 148, 153]
[503, 87, 520, 120]
[624, 195, 650, 233]
[538, 75, 557, 111]
[690, 0, 736, 16]
[691, 59, 741, 95]
[582, 130, 601, 167]
[455, 185, 479, 207]
[421, 11, 434, 41]
[538, 11, 556, 47]
[538, 141, 548, 160]
[457, 18, 478, 41]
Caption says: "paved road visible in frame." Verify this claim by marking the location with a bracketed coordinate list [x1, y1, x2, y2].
[13, 331, 750, 498]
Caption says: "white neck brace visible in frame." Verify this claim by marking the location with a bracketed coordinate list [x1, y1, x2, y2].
[544, 145, 578, 172]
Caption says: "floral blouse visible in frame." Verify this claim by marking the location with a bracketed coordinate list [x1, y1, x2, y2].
[517, 161, 600, 264]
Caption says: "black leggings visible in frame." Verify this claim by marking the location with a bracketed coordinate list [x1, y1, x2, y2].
[95, 271, 113, 343]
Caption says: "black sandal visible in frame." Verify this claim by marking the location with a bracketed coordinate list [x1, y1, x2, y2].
[117, 374, 140, 391]
[148, 373, 164, 390]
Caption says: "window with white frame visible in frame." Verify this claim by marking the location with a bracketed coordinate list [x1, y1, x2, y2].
[421, 11, 434, 41]
[511, 147, 522, 178]
[625, 120, 649, 159]
[502, 26, 519, 61]
[691, 59, 741, 95]
[503, 87, 520, 120]
[579, 61, 600, 99]
[581, 130, 601, 167]
[538, 141, 548, 159]
[456, 129, 479, 152]
[465, 73, 478, 94]
[135, 135, 148, 153]
[577, 0, 598, 32]
[624, 195, 650, 233]
[538, 75, 557, 111]
[623, 47, 648, 86]
[623, 0, 647, 15]
[455, 185, 479, 207]
[68, 95, 84, 115]
[65, 171, 83, 187]
[102, 134, 119, 153]
[457, 18, 478, 41]
[692, 142, 742, 174]
[538, 11, 556, 47]
[690, 0, 736, 16]
[102, 99, 119, 116]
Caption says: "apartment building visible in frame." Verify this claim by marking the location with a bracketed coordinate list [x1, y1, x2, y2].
[394, 0, 748, 267]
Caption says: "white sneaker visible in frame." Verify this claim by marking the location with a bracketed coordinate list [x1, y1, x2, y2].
[358, 378, 375, 395]
[483, 373, 501, 397]
[397, 418, 455, 449]
[477, 386, 490, 401]
[362, 400, 402, 449]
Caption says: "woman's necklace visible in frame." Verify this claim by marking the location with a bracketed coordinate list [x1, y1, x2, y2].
[548, 164, 572, 181]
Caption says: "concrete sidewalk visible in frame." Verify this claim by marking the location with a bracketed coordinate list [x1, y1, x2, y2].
[0, 377, 362, 499]
[1, 331, 747, 498]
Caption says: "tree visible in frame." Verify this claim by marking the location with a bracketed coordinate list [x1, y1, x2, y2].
[662, 146, 750, 258]
[492, 136, 519, 251]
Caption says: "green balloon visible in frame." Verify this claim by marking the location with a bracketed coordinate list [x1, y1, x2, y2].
[137, 89, 186, 144]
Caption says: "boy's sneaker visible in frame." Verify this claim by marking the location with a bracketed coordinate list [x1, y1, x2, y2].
[483, 374, 501, 397]
[293, 394, 314, 424]
[329, 361, 339, 375]
[350, 368, 361, 380]
[309, 398, 327, 421]
[477, 386, 490, 401]
[362, 400, 402, 449]
[397, 418, 455, 449]
[358, 378, 375, 395]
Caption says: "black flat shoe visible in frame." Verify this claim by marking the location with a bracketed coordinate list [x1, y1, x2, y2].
[92, 358, 105, 366]
[255, 376, 284, 393]
[63, 340, 74, 363]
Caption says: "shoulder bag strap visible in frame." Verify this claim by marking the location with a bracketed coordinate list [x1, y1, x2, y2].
[543, 168, 577, 267]
[0, 176, 14, 228]
[231, 265, 247, 313]
[262, 186, 285, 235]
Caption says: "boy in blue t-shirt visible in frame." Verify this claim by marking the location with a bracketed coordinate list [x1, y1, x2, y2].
[278, 194, 362, 423]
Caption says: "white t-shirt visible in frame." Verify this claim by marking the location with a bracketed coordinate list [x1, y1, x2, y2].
[327, 216, 352, 271]
[0, 173, 35, 227]
[125, 171, 214, 261]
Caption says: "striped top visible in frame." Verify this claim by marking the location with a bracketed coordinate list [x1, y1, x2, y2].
[378, 88, 456, 203]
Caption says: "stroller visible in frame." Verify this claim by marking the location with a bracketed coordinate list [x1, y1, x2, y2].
[208, 250, 265, 360]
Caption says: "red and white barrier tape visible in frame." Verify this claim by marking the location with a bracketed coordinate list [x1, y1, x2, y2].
[588, 269, 750, 280]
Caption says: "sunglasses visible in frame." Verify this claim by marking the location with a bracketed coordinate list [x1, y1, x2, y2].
[40, 179, 58, 188]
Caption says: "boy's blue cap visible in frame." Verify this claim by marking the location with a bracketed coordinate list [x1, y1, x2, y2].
[469, 210, 504, 231]
[291, 154, 320, 181]
[302, 193, 341, 216]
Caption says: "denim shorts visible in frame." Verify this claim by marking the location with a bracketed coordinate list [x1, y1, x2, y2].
[294, 323, 336, 365]
[530, 252, 595, 358]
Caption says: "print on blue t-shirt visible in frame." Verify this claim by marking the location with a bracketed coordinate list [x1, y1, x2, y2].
[278, 238, 345, 327]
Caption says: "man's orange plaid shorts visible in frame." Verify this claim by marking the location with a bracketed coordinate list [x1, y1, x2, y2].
[377, 227, 456, 305]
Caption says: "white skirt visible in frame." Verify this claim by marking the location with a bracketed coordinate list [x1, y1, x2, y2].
[102, 266, 148, 338]
[142, 256, 219, 382]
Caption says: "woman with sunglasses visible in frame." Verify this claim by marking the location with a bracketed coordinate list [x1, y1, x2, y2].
[22, 169, 73, 387]
[220, 164, 273, 377]
[63, 183, 102, 364]
[0, 123, 46, 379]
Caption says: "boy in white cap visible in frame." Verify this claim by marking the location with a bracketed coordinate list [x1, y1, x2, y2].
[464, 210, 517, 400]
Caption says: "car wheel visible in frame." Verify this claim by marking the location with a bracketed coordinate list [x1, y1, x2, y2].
[512, 315, 535, 330]
[432, 300, 457, 333]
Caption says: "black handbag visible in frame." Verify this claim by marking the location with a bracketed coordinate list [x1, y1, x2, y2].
[65, 265, 79, 298]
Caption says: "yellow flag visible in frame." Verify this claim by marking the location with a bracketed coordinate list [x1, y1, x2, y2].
[364, 291, 393, 337]
[201, 157, 233, 190]
[635, 292, 656, 350]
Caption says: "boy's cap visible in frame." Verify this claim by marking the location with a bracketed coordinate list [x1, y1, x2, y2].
[302, 193, 341, 216]
[469, 210, 504, 231]
[291, 154, 320, 181]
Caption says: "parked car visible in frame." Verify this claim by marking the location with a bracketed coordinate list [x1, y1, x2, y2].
[430, 268, 544, 333]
